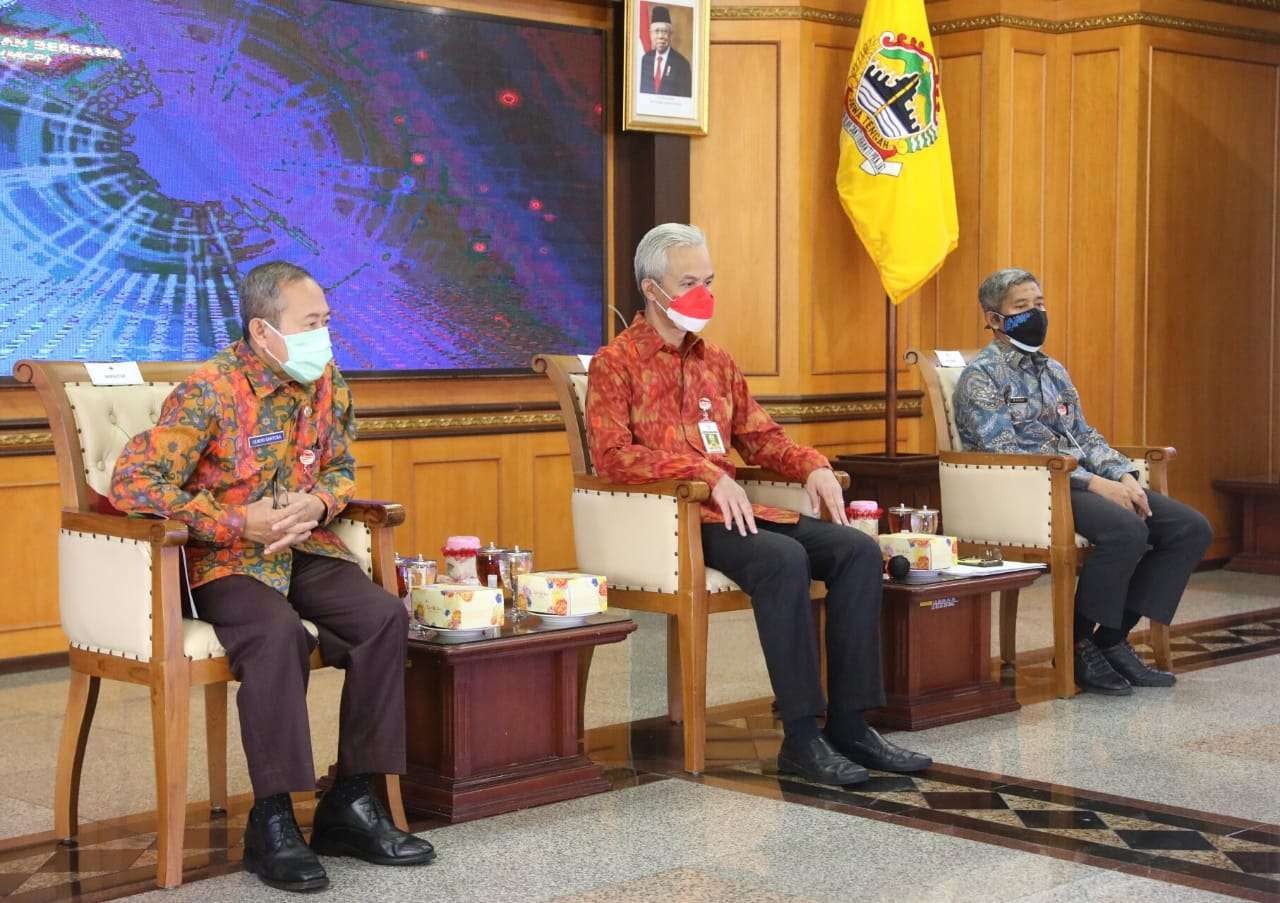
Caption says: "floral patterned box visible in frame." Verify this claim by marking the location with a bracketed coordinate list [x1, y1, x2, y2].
[411, 584, 505, 630]
[519, 572, 608, 616]
[876, 532, 957, 571]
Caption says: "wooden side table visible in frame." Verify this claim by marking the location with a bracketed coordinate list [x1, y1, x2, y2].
[1213, 475, 1280, 575]
[401, 611, 635, 823]
[870, 567, 1043, 731]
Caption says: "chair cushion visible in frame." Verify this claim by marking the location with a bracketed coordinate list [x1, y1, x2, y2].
[706, 568, 740, 593]
[183, 618, 320, 661]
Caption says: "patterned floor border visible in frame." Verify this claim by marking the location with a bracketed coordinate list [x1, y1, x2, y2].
[693, 753, 1280, 902]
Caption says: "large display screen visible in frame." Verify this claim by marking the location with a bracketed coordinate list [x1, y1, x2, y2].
[0, 0, 607, 376]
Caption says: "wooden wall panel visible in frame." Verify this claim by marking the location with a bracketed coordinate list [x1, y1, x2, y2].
[531, 451, 577, 570]
[394, 442, 504, 559]
[930, 51, 987, 353]
[1064, 48, 1122, 439]
[0, 457, 63, 659]
[1009, 49, 1048, 278]
[690, 41, 780, 377]
[1145, 45, 1279, 538]
[808, 43, 893, 379]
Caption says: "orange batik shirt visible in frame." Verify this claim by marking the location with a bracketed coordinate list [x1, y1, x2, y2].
[586, 315, 830, 524]
[110, 340, 358, 594]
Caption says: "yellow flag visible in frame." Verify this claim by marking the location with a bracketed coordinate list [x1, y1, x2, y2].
[836, 0, 958, 304]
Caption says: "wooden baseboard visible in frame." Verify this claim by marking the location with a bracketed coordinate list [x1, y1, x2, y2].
[0, 650, 67, 676]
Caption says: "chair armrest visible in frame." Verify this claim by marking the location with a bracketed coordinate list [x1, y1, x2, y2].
[335, 499, 406, 529]
[938, 452, 1078, 550]
[736, 466, 850, 489]
[574, 474, 711, 502]
[62, 510, 188, 546]
[1112, 446, 1176, 494]
[1113, 445, 1176, 466]
[939, 450, 1078, 472]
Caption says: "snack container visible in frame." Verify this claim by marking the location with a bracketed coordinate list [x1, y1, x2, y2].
[411, 583, 505, 630]
[844, 500, 883, 537]
[519, 572, 608, 616]
[441, 535, 481, 584]
[876, 533, 957, 571]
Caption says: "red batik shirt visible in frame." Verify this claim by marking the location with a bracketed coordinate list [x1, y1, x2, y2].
[110, 340, 358, 594]
[586, 315, 830, 524]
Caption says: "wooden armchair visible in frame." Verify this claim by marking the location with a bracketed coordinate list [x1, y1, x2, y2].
[15, 359, 409, 889]
[906, 349, 1173, 699]
[532, 354, 846, 774]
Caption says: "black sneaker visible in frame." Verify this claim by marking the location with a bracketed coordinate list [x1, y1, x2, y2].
[1100, 640, 1176, 687]
[1074, 638, 1133, 696]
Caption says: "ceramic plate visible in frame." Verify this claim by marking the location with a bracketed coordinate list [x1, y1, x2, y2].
[529, 611, 594, 627]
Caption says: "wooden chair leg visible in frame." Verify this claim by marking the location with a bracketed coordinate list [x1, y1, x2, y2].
[54, 671, 100, 842]
[151, 673, 191, 889]
[999, 589, 1020, 666]
[204, 683, 228, 816]
[666, 615, 683, 724]
[1149, 618, 1172, 671]
[381, 774, 408, 832]
[1049, 551, 1077, 699]
[676, 601, 709, 774]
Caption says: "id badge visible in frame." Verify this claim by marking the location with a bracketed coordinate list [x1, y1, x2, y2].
[698, 419, 726, 455]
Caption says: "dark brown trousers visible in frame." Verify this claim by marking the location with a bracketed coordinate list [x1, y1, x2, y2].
[192, 552, 409, 798]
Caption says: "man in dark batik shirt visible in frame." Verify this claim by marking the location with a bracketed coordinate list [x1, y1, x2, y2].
[953, 268, 1212, 696]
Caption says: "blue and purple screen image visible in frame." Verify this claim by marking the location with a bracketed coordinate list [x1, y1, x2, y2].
[0, 0, 607, 376]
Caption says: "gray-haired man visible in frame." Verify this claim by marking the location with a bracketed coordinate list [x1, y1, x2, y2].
[586, 223, 932, 785]
[952, 268, 1213, 695]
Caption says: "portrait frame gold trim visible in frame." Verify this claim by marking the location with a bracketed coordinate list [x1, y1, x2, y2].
[623, 0, 712, 135]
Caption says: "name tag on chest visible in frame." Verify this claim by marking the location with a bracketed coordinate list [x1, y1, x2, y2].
[249, 430, 286, 449]
[698, 420, 726, 455]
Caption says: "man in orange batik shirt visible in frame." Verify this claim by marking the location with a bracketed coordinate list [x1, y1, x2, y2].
[587, 223, 933, 786]
[111, 262, 434, 894]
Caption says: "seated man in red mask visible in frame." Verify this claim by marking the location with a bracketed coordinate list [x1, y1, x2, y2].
[586, 223, 932, 785]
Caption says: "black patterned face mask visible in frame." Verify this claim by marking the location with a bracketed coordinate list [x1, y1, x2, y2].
[997, 308, 1048, 352]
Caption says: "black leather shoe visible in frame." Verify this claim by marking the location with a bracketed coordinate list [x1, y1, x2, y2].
[311, 783, 435, 866]
[777, 735, 869, 786]
[1101, 640, 1176, 687]
[243, 796, 329, 893]
[1074, 638, 1133, 696]
[834, 727, 933, 773]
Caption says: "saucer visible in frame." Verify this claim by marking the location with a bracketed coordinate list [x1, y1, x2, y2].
[530, 611, 594, 627]
[421, 625, 490, 638]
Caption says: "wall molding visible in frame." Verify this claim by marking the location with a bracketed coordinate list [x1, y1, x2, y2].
[0, 392, 923, 455]
[709, 5, 1280, 43]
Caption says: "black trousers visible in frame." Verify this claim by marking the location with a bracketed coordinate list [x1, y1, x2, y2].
[192, 552, 409, 798]
[701, 516, 886, 721]
[1071, 488, 1213, 628]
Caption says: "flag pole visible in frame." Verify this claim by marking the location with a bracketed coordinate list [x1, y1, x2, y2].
[885, 293, 897, 458]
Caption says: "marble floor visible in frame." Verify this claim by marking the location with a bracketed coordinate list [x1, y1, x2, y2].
[0, 569, 1276, 901]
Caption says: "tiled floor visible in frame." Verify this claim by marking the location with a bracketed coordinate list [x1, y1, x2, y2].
[0, 570, 1276, 901]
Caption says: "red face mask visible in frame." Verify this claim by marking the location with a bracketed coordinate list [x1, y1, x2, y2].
[653, 282, 715, 334]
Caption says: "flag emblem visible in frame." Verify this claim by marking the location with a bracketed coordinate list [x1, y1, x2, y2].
[843, 32, 942, 178]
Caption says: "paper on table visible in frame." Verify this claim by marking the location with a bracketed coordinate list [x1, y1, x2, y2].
[940, 561, 1047, 577]
[935, 349, 967, 368]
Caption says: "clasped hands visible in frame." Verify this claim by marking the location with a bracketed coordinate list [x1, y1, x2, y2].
[711, 467, 850, 537]
[1088, 472, 1152, 519]
[243, 492, 327, 555]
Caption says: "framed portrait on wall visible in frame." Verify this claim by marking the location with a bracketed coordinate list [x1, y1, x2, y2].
[622, 0, 710, 135]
